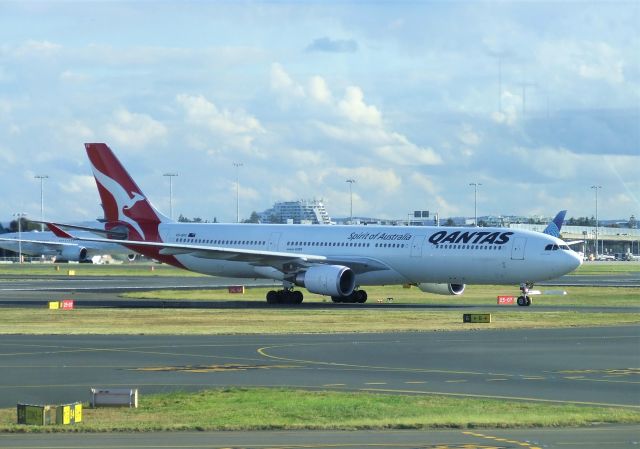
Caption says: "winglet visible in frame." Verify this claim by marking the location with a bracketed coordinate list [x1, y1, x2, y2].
[543, 210, 567, 238]
[46, 222, 75, 239]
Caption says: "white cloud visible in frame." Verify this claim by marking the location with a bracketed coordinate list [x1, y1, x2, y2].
[61, 120, 94, 141]
[537, 40, 625, 85]
[459, 124, 480, 146]
[0, 3, 636, 221]
[315, 121, 441, 166]
[228, 182, 260, 202]
[0, 145, 17, 165]
[338, 86, 381, 126]
[491, 90, 520, 125]
[105, 109, 167, 149]
[59, 175, 95, 194]
[308, 76, 332, 104]
[375, 139, 441, 166]
[177, 94, 264, 153]
[409, 173, 457, 216]
[272, 65, 442, 166]
[13, 40, 61, 58]
[270, 63, 305, 98]
[287, 148, 324, 166]
[333, 166, 401, 194]
[59, 70, 88, 83]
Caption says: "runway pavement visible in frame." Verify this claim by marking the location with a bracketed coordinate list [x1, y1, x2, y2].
[0, 271, 638, 448]
[0, 272, 638, 312]
[0, 328, 638, 448]
[1, 327, 638, 408]
[1, 426, 639, 448]
[0, 271, 638, 295]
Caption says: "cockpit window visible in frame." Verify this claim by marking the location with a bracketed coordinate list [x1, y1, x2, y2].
[545, 243, 572, 251]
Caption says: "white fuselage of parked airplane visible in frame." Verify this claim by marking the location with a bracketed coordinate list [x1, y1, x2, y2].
[153, 222, 581, 286]
[68, 142, 582, 305]
[0, 230, 134, 261]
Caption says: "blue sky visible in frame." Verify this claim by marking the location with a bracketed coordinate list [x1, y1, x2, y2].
[0, 0, 638, 223]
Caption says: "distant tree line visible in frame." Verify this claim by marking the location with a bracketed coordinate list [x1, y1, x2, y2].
[177, 214, 217, 223]
[242, 212, 283, 224]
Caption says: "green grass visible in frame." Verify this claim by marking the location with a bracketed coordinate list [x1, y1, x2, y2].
[569, 262, 640, 276]
[0, 263, 204, 277]
[1, 388, 638, 432]
[121, 284, 640, 308]
[1, 306, 637, 335]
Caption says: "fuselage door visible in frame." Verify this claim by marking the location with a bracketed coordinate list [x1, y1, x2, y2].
[268, 232, 281, 252]
[511, 237, 526, 260]
[411, 235, 425, 257]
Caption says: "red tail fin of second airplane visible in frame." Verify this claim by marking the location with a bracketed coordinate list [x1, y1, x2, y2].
[85, 143, 171, 242]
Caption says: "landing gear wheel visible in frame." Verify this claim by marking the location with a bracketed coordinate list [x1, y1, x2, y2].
[518, 282, 534, 307]
[517, 295, 531, 306]
[266, 289, 304, 304]
[355, 290, 368, 303]
[266, 290, 279, 304]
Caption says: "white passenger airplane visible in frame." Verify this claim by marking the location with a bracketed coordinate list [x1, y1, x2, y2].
[54, 143, 582, 306]
[0, 225, 136, 263]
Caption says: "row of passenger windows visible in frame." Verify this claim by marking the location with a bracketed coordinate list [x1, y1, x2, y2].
[176, 238, 266, 245]
[434, 244, 504, 251]
[545, 244, 571, 251]
[287, 241, 406, 249]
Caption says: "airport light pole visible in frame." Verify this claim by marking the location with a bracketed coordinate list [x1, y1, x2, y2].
[34, 175, 48, 231]
[591, 185, 602, 258]
[469, 182, 482, 227]
[233, 163, 243, 223]
[346, 179, 356, 224]
[12, 212, 26, 264]
[163, 173, 178, 220]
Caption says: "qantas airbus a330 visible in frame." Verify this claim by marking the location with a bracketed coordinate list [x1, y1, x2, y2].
[52, 143, 582, 306]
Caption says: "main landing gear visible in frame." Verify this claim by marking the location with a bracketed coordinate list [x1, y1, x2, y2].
[517, 282, 533, 307]
[266, 289, 304, 304]
[264, 288, 369, 305]
[331, 289, 368, 304]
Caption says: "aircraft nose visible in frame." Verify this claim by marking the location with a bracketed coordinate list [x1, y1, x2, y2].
[566, 250, 583, 272]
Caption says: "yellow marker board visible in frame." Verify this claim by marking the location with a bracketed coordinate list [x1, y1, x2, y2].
[463, 313, 492, 323]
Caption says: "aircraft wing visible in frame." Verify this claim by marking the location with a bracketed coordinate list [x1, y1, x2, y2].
[63, 234, 389, 274]
[32, 220, 128, 239]
[0, 237, 77, 248]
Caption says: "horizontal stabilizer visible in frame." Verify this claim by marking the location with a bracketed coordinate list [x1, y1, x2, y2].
[33, 221, 128, 240]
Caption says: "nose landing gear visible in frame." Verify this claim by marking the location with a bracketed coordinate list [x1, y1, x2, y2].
[517, 282, 533, 306]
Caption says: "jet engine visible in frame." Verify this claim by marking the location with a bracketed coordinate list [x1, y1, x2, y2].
[58, 246, 88, 262]
[127, 254, 137, 262]
[417, 283, 465, 296]
[295, 265, 356, 297]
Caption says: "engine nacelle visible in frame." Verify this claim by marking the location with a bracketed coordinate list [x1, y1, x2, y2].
[295, 265, 356, 297]
[127, 254, 137, 262]
[58, 245, 88, 262]
[417, 283, 465, 296]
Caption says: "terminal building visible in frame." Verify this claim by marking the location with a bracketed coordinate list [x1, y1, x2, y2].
[258, 200, 332, 225]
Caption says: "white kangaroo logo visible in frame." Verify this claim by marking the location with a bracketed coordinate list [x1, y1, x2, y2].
[91, 165, 147, 239]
